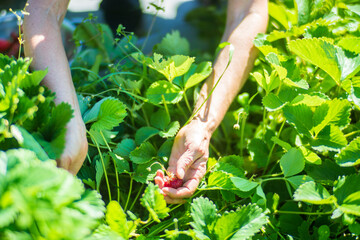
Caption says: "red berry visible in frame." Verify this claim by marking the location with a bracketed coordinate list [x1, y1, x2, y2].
[163, 176, 183, 189]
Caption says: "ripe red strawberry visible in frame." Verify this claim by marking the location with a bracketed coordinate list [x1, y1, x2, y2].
[163, 175, 183, 189]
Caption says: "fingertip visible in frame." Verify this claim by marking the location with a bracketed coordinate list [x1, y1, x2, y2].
[154, 176, 164, 188]
[177, 168, 185, 179]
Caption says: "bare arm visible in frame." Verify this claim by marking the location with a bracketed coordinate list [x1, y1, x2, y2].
[24, 0, 88, 174]
[156, 0, 268, 203]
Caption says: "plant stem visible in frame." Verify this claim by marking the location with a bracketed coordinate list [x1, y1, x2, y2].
[344, 130, 360, 138]
[263, 120, 286, 175]
[124, 174, 133, 211]
[162, 94, 171, 120]
[183, 93, 192, 113]
[274, 210, 333, 215]
[240, 114, 247, 157]
[88, 131, 112, 201]
[176, 102, 188, 121]
[100, 131, 121, 203]
[129, 184, 145, 211]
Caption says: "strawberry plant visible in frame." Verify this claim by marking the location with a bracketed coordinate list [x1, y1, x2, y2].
[3, 0, 360, 239]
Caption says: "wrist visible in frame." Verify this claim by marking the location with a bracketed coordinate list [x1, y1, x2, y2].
[191, 115, 217, 136]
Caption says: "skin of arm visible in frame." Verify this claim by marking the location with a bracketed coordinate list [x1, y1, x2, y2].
[24, 0, 88, 175]
[155, 0, 269, 203]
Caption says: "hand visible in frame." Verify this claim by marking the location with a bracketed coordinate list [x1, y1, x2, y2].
[57, 108, 88, 175]
[155, 119, 211, 203]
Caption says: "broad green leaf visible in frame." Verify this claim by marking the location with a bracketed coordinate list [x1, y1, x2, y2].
[334, 175, 360, 216]
[207, 171, 235, 190]
[287, 175, 314, 189]
[293, 181, 333, 204]
[248, 138, 269, 168]
[262, 93, 286, 111]
[306, 159, 356, 182]
[12, 125, 49, 161]
[159, 121, 180, 138]
[133, 160, 161, 184]
[106, 201, 135, 239]
[129, 142, 157, 164]
[90, 224, 125, 240]
[336, 137, 360, 167]
[268, 2, 293, 29]
[135, 127, 160, 145]
[148, 53, 195, 82]
[231, 177, 258, 192]
[95, 154, 110, 191]
[289, 38, 360, 83]
[311, 125, 347, 152]
[146, 80, 183, 104]
[289, 38, 340, 82]
[36, 102, 73, 159]
[349, 77, 360, 109]
[310, 0, 335, 21]
[271, 136, 291, 151]
[22, 69, 47, 89]
[150, 109, 170, 130]
[109, 153, 130, 174]
[154, 30, 190, 56]
[214, 204, 268, 240]
[216, 161, 245, 178]
[157, 139, 173, 159]
[291, 94, 327, 107]
[337, 37, 360, 54]
[346, 4, 360, 17]
[114, 139, 136, 158]
[190, 197, 217, 239]
[295, 0, 311, 25]
[140, 183, 170, 222]
[300, 146, 322, 165]
[283, 104, 313, 138]
[184, 61, 212, 90]
[266, 53, 287, 80]
[280, 148, 305, 177]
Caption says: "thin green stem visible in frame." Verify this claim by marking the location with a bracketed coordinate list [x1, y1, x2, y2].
[240, 115, 247, 157]
[162, 94, 171, 120]
[124, 174, 133, 211]
[100, 131, 120, 202]
[262, 107, 267, 140]
[268, 221, 286, 240]
[274, 210, 333, 216]
[260, 177, 285, 183]
[183, 93, 192, 113]
[176, 102, 188, 121]
[129, 184, 145, 211]
[209, 142, 221, 158]
[141, 106, 150, 126]
[263, 120, 286, 174]
[344, 130, 360, 138]
[88, 131, 112, 201]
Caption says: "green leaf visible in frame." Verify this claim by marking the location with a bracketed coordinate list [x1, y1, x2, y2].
[207, 171, 235, 190]
[291, 94, 327, 107]
[133, 160, 161, 184]
[190, 197, 217, 239]
[346, 4, 360, 17]
[95, 155, 110, 191]
[146, 81, 183, 105]
[280, 148, 305, 177]
[271, 136, 292, 151]
[252, 70, 280, 94]
[293, 181, 333, 204]
[106, 201, 135, 239]
[336, 137, 360, 167]
[159, 121, 180, 138]
[231, 177, 259, 192]
[337, 37, 360, 54]
[150, 109, 170, 130]
[214, 204, 268, 240]
[184, 61, 212, 90]
[36, 102, 73, 159]
[135, 127, 160, 145]
[300, 146, 322, 165]
[334, 175, 360, 216]
[109, 152, 130, 174]
[12, 125, 49, 161]
[154, 30, 190, 56]
[113, 139, 136, 158]
[129, 142, 157, 164]
[295, 0, 311, 25]
[289, 38, 360, 83]
[262, 93, 286, 111]
[283, 104, 313, 138]
[140, 183, 170, 222]
[148, 53, 195, 82]
[268, 2, 292, 29]
[311, 125, 347, 152]
[248, 138, 269, 168]
[287, 175, 314, 189]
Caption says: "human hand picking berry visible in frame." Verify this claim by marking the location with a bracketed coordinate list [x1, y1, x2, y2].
[155, 119, 210, 204]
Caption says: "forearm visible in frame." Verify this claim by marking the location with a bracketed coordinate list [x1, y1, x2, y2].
[193, 0, 268, 134]
[24, 0, 78, 110]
